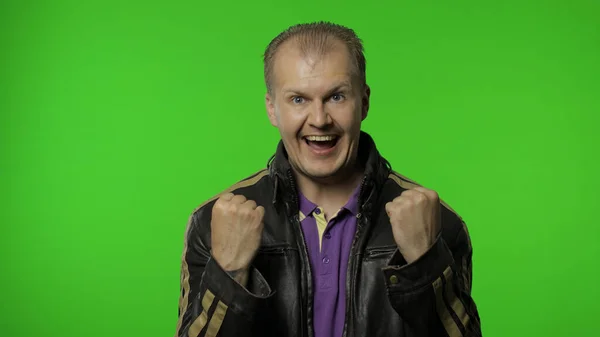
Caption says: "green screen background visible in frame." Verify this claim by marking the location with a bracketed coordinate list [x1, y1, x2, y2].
[2, 0, 599, 336]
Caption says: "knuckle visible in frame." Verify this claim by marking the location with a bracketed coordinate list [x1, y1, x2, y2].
[218, 193, 233, 202]
[255, 207, 266, 219]
[414, 192, 426, 202]
[226, 203, 239, 213]
[238, 207, 252, 219]
[402, 190, 418, 201]
[403, 199, 414, 208]
[233, 195, 246, 204]
[428, 190, 439, 200]
[213, 200, 227, 212]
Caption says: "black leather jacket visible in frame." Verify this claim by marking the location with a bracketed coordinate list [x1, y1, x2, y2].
[175, 131, 482, 337]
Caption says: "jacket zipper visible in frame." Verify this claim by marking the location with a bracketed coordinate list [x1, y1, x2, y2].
[341, 175, 369, 337]
[287, 170, 370, 337]
[286, 170, 313, 337]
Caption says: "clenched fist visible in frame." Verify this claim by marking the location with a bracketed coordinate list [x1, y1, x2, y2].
[385, 187, 442, 264]
[211, 193, 265, 284]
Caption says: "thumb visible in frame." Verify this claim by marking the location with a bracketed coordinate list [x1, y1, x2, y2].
[385, 202, 394, 217]
[255, 206, 265, 219]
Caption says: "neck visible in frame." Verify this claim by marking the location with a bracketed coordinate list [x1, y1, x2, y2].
[293, 166, 365, 214]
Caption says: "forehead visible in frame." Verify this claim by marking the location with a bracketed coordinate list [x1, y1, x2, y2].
[271, 39, 356, 93]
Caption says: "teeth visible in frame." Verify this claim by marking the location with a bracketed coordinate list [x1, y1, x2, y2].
[305, 135, 337, 141]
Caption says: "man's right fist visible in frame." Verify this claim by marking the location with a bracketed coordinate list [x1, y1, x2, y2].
[210, 193, 265, 274]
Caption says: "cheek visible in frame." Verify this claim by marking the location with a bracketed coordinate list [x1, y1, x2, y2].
[332, 105, 362, 129]
[276, 107, 305, 133]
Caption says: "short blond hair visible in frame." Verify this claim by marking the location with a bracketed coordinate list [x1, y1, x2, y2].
[263, 21, 367, 94]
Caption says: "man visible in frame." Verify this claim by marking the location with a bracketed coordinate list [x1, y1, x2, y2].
[174, 22, 482, 337]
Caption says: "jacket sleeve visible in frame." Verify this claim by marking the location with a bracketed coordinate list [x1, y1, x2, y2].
[382, 220, 482, 337]
[174, 208, 274, 337]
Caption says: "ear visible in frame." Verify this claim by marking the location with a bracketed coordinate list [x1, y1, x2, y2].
[265, 92, 278, 127]
[361, 84, 371, 121]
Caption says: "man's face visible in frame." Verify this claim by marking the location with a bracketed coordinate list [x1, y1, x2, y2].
[265, 39, 370, 182]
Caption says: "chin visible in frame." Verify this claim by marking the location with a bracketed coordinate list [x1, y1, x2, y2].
[303, 164, 345, 180]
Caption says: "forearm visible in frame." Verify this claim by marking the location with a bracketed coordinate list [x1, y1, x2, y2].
[383, 237, 481, 336]
[226, 268, 250, 288]
[176, 257, 273, 337]
[175, 207, 273, 337]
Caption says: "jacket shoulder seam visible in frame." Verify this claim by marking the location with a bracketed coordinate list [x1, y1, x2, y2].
[388, 170, 421, 189]
[191, 169, 270, 215]
[387, 171, 464, 222]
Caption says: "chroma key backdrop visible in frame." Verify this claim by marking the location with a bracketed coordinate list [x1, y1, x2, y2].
[1, 0, 598, 336]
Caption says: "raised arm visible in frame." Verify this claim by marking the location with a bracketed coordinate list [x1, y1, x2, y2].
[383, 222, 481, 336]
[383, 187, 482, 336]
[175, 194, 273, 337]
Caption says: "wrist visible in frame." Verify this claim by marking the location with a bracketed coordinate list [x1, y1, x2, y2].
[398, 243, 434, 264]
[226, 268, 250, 287]
[214, 259, 250, 286]
[397, 232, 442, 264]
[213, 252, 251, 272]
[384, 237, 454, 291]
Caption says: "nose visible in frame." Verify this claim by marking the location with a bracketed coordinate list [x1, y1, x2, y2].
[307, 101, 332, 128]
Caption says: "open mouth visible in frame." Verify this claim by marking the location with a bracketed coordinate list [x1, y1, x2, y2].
[304, 135, 339, 151]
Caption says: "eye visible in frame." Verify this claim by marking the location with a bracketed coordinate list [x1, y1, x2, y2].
[330, 93, 345, 102]
[292, 96, 305, 104]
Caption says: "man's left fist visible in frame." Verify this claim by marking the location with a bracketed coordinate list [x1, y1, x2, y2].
[385, 187, 442, 264]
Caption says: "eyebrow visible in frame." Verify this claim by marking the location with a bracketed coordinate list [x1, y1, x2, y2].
[282, 82, 352, 96]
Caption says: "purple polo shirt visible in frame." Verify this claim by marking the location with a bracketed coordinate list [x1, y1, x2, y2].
[298, 186, 360, 337]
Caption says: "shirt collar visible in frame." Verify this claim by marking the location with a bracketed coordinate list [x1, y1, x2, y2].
[344, 184, 361, 215]
[298, 192, 318, 220]
[298, 183, 361, 220]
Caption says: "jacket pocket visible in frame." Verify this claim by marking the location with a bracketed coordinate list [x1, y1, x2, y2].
[363, 245, 397, 261]
[257, 244, 294, 255]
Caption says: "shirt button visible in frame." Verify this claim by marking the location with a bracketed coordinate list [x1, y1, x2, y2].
[389, 275, 399, 285]
[323, 257, 330, 264]
[324, 233, 331, 239]
[314, 208, 321, 215]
